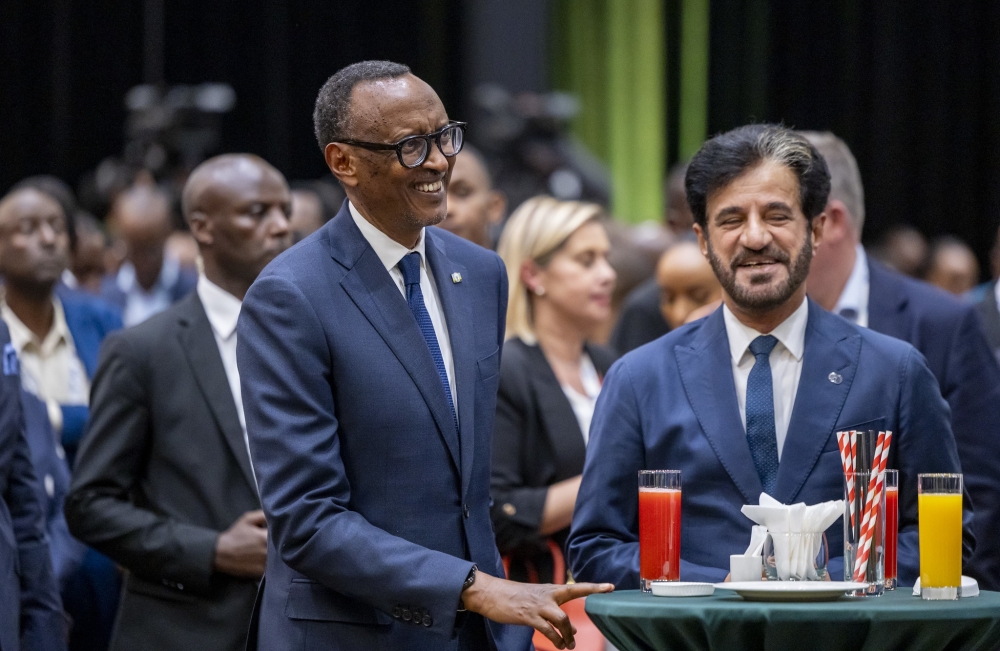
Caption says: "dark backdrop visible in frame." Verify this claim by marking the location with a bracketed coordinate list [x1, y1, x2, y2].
[0, 0, 464, 196]
[710, 0, 1000, 268]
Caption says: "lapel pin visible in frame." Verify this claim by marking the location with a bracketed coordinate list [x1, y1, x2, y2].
[828, 371, 843, 385]
[451, 272, 462, 284]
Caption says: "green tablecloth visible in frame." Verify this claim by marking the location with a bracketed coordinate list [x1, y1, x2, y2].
[585, 589, 1000, 651]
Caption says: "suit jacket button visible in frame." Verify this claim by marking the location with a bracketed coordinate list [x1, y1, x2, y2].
[402, 609, 412, 621]
[423, 614, 433, 627]
[463, 504, 470, 518]
[392, 607, 401, 618]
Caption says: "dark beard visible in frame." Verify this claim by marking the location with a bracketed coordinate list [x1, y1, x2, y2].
[706, 236, 812, 314]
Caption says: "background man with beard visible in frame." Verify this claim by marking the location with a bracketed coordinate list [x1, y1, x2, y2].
[66, 154, 291, 651]
[567, 124, 970, 586]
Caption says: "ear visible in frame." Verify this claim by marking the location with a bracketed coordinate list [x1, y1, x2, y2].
[811, 211, 827, 250]
[520, 259, 544, 295]
[693, 223, 709, 257]
[485, 190, 507, 225]
[186, 210, 213, 247]
[325, 143, 359, 188]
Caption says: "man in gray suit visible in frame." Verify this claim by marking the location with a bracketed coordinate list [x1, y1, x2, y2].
[66, 154, 292, 650]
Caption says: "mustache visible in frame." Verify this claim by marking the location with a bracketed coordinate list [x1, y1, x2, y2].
[730, 245, 791, 270]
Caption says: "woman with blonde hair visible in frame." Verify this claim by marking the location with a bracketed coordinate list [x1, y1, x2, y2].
[491, 196, 617, 584]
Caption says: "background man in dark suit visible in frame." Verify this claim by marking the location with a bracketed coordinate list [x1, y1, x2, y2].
[568, 125, 970, 587]
[65, 153, 293, 651]
[803, 131, 1000, 590]
[237, 60, 610, 651]
[0, 320, 65, 651]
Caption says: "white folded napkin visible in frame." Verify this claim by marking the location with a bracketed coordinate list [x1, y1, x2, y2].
[741, 493, 845, 580]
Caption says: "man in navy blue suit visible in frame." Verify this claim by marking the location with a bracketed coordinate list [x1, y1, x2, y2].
[567, 124, 971, 588]
[802, 131, 1000, 591]
[237, 61, 610, 651]
[0, 320, 65, 651]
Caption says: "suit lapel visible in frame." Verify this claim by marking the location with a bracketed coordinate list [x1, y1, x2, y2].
[676, 309, 764, 504]
[332, 214, 462, 474]
[774, 301, 860, 503]
[867, 259, 908, 340]
[176, 294, 257, 492]
[523, 344, 587, 476]
[425, 232, 475, 496]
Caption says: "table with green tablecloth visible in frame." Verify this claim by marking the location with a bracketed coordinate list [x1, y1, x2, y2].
[584, 589, 1000, 651]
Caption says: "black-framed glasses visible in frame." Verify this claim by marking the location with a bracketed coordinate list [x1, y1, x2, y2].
[337, 121, 467, 169]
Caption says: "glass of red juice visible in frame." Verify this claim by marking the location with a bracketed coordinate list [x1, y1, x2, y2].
[884, 469, 898, 590]
[638, 470, 682, 591]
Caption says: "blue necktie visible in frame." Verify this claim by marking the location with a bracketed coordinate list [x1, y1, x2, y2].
[398, 252, 458, 432]
[746, 335, 780, 495]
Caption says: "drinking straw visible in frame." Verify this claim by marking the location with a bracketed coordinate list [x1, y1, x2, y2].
[837, 432, 856, 531]
[854, 431, 891, 582]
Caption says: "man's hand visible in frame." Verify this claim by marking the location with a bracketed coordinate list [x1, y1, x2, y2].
[214, 509, 268, 578]
[461, 572, 613, 650]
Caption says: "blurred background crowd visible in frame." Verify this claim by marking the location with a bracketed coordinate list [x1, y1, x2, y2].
[4, 1, 1000, 650]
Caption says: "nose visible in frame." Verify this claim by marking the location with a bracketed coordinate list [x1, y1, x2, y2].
[267, 205, 291, 238]
[740, 210, 772, 251]
[421, 139, 450, 175]
[599, 255, 617, 287]
[38, 221, 58, 246]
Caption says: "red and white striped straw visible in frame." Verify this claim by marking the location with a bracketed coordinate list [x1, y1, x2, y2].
[836, 431, 856, 530]
[853, 431, 891, 581]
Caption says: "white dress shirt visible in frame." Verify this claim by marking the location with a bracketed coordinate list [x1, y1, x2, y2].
[2, 296, 90, 433]
[117, 255, 182, 326]
[349, 202, 457, 409]
[833, 244, 870, 327]
[723, 297, 809, 460]
[560, 353, 602, 445]
[196, 275, 249, 456]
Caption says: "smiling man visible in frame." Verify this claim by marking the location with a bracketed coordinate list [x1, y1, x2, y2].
[236, 61, 610, 651]
[567, 124, 971, 587]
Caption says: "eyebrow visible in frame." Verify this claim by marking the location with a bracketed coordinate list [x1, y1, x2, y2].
[714, 201, 795, 221]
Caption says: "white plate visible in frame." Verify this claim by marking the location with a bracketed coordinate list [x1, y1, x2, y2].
[712, 581, 868, 602]
[650, 582, 716, 597]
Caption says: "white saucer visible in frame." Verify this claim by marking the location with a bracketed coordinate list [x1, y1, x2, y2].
[713, 581, 868, 602]
[650, 581, 715, 597]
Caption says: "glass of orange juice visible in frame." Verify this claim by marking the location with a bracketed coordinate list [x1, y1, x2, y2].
[918, 473, 963, 600]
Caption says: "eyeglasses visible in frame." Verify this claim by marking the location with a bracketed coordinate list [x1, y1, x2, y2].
[337, 121, 467, 169]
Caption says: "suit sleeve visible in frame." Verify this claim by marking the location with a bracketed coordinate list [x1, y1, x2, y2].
[490, 357, 548, 554]
[895, 347, 975, 587]
[3, 374, 65, 649]
[65, 334, 219, 592]
[940, 306, 1000, 585]
[237, 272, 472, 638]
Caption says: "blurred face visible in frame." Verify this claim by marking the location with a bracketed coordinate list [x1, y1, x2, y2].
[656, 243, 722, 329]
[115, 195, 173, 291]
[442, 151, 504, 248]
[0, 189, 70, 294]
[694, 160, 822, 315]
[194, 162, 293, 287]
[72, 230, 108, 294]
[527, 221, 616, 334]
[289, 190, 325, 242]
[333, 74, 454, 236]
[926, 246, 979, 296]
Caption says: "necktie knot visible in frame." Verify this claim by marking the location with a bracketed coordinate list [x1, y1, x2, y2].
[749, 334, 778, 358]
[398, 252, 421, 288]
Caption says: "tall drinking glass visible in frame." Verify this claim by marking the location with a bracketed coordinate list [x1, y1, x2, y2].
[918, 473, 963, 600]
[884, 470, 898, 590]
[843, 470, 885, 597]
[638, 470, 681, 591]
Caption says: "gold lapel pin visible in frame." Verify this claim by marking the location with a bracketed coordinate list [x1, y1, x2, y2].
[451, 272, 462, 284]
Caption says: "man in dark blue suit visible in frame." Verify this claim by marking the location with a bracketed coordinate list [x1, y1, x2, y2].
[803, 131, 1000, 590]
[237, 61, 610, 651]
[568, 125, 971, 588]
[0, 321, 65, 651]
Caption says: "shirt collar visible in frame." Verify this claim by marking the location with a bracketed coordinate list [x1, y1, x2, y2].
[833, 244, 869, 318]
[116, 255, 181, 295]
[1, 296, 72, 355]
[349, 201, 427, 273]
[722, 296, 809, 365]
[197, 274, 243, 340]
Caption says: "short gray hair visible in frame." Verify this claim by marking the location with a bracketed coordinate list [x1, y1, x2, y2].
[799, 131, 865, 235]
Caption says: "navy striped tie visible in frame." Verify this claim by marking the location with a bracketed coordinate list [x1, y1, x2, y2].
[746, 335, 780, 495]
[398, 252, 458, 432]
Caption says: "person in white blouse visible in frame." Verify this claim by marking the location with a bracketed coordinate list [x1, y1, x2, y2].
[492, 196, 617, 584]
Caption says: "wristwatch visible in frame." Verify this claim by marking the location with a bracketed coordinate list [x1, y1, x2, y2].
[458, 564, 478, 611]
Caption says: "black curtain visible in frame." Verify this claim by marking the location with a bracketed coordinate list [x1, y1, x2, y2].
[709, 0, 1000, 269]
[0, 0, 464, 198]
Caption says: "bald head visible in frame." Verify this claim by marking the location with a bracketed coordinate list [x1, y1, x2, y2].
[182, 153, 291, 299]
